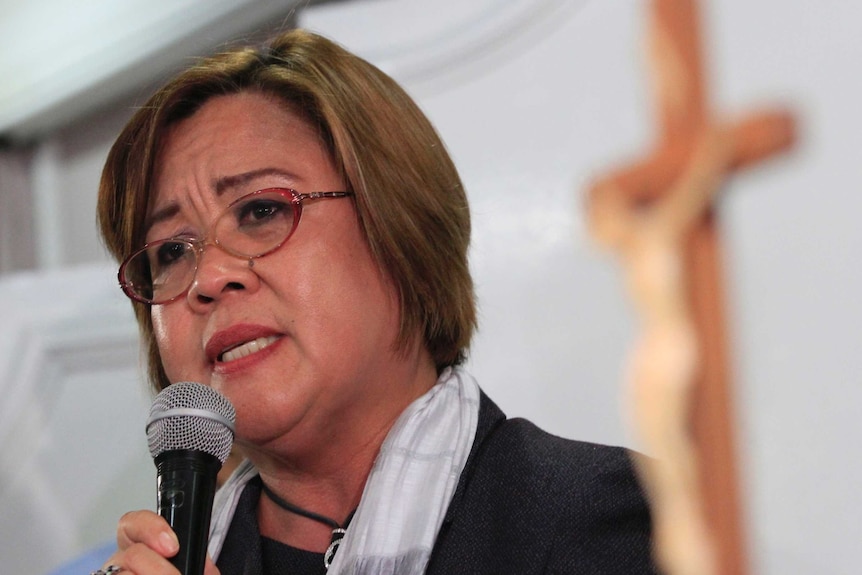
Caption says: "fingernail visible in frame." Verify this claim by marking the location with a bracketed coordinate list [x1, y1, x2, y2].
[161, 530, 180, 554]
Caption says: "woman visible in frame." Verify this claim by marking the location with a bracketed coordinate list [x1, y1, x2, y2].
[96, 29, 656, 574]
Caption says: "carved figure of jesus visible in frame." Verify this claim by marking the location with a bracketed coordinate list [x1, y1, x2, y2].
[588, 126, 734, 575]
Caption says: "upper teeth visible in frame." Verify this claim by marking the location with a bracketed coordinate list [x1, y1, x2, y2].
[220, 335, 279, 363]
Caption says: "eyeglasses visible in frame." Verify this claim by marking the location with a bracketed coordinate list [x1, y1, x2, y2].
[118, 188, 353, 305]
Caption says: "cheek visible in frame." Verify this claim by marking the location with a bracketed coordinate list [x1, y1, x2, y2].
[151, 306, 190, 381]
[287, 240, 399, 349]
[334, 253, 401, 345]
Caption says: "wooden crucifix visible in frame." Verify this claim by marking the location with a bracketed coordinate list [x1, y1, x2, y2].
[585, 1, 796, 574]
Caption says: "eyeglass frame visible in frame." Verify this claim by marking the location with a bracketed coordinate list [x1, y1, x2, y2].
[118, 187, 354, 305]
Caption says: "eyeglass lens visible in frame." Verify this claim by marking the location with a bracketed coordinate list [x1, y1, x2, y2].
[123, 190, 298, 303]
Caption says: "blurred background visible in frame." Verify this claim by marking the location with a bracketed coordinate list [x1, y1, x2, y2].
[0, 1, 858, 573]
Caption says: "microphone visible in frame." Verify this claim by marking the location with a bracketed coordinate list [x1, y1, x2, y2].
[146, 382, 236, 575]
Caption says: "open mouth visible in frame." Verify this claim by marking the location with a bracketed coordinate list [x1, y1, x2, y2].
[219, 335, 281, 363]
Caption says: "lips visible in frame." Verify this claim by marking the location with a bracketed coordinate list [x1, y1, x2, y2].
[205, 324, 283, 364]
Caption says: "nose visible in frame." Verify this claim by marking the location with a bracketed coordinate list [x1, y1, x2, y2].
[186, 243, 259, 308]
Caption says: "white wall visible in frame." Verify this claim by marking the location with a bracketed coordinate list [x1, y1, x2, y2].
[0, 1, 859, 574]
[0, 265, 150, 573]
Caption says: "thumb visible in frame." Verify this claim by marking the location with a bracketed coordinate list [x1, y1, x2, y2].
[204, 554, 221, 575]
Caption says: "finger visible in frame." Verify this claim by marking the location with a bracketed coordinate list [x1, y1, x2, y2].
[116, 510, 180, 558]
[104, 541, 180, 574]
[204, 554, 221, 575]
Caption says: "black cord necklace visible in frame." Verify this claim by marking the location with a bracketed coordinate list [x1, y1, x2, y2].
[260, 480, 356, 571]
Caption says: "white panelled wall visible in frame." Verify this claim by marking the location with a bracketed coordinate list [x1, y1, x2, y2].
[0, 1, 859, 574]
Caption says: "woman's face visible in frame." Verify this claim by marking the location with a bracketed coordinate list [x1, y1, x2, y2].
[148, 92, 426, 459]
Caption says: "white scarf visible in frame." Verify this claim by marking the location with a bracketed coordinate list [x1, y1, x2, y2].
[208, 366, 481, 574]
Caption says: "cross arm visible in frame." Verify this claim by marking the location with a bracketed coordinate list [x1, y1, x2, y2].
[586, 110, 796, 208]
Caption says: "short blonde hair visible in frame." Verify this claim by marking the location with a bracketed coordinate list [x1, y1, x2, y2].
[98, 29, 476, 392]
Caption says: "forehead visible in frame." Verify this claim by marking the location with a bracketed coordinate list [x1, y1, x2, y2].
[150, 92, 331, 206]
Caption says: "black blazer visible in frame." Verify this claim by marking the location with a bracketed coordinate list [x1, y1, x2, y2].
[217, 390, 657, 574]
[427, 391, 658, 574]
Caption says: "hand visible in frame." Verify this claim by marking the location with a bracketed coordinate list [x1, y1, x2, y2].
[100, 510, 220, 575]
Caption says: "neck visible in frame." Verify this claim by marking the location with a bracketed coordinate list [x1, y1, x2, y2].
[252, 348, 440, 551]
[254, 461, 364, 552]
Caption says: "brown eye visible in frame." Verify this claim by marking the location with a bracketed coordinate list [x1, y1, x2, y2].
[156, 241, 191, 266]
[235, 198, 290, 229]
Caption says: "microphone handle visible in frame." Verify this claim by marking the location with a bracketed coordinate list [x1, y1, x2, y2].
[155, 450, 221, 575]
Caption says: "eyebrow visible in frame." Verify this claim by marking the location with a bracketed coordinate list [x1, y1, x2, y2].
[144, 167, 301, 234]
[144, 203, 180, 236]
[214, 167, 300, 195]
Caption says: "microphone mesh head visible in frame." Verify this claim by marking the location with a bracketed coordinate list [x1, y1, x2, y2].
[146, 382, 236, 464]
